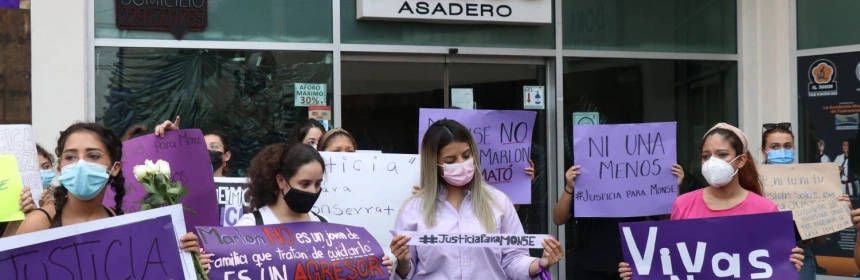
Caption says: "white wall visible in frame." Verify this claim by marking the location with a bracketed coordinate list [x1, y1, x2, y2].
[30, 0, 89, 152]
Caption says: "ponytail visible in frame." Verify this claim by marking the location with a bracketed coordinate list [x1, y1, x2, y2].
[111, 174, 126, 215]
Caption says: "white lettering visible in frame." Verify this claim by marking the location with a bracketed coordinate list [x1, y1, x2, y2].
[749, 250, 773, 279]
[622, 226, 657, 275]
[711, 252, 741, 278]
[677, 242, 706, 273]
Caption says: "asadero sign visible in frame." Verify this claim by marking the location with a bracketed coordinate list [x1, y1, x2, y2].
[398, 1, 513, 18]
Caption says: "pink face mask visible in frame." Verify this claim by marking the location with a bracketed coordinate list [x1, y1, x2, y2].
[439, 158, 476, 187]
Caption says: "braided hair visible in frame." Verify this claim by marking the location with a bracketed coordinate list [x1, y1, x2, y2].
[53, 123, 126, 226]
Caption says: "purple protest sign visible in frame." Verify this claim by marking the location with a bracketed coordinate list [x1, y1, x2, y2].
[0, 205, 194, 279]
[104, 129, 219, 229]
[197, 222, 389, 280]
[619, 212, 798, 280]
[418, 108, 537, 204]
[572, 122, 677, 217]
[0, 0, 19, 8]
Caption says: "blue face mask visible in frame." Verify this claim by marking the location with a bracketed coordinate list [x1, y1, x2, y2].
[40, 169, 56, 188]
[767, 149, 795, 164]
[58, 160, 112, 200]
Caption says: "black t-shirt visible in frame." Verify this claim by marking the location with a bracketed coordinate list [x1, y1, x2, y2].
[570, 217, 653, 272]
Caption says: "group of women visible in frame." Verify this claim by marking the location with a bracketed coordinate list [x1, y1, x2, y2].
[2, 116, 859, 280]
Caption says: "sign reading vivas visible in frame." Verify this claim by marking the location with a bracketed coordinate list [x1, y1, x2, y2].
[197, 222, 389, 280]
[619, 212, 798, 280]
[115, 0, 208, 40]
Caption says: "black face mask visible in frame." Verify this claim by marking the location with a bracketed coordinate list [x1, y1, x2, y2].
[282, 186, 321, 214]
[209, 150, 224, 172]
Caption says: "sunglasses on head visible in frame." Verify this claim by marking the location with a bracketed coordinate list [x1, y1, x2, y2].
[762, 122, 791, 132]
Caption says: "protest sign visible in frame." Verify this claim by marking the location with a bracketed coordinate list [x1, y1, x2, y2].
[619, 212, 798, 280]
[0, 205, 195, 280]
[398, 231, 548, 249]
[418, 108, 536, 204]
[197, 222, 389, 280]
[314, 152, 418, 256]
[104, 129, 218, 229]
[0, 124, 41, 205]
[572, 122, 677, 217]
[0, 155, 25, 222]
[760, 163, 852, 240]
[215, 177, 253, 227]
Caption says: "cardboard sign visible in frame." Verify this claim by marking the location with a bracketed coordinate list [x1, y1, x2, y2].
[215, 177, 253, 227]
[418, 108, 537, 204]
[761, 163, 853, 240]
[314, 152, 419, 256]
[0, 124, 41, 205]
[619, 212, 798, 280]
[0, 155, 25, 222]
[0, 205, 195, 280]
[197, 222, 389, 280]
[104, 129, 219, 230]
[573, 122, 678, 217]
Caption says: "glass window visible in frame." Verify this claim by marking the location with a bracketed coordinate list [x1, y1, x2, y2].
[341, 1, 554, 49]
[563, 0, 737, 53]
[561, 58, 738, 275]
[95, 0, 332, 43]
[95, 47, 333, 175]
[797, 0, 860, 50]
[0, 8, 30, 124]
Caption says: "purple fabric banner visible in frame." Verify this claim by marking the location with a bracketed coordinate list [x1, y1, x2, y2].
[197, 222, 389, 280]
[619, 212, 798, 280]
[418, 108, 537, 204]
[104, 129, 219, 229]
[0, 0, 19, 8]
[573, 122, 677, 217]
[0, 215, 185, 279]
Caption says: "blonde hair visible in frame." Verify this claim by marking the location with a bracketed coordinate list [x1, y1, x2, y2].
[415, 120, 497, 232]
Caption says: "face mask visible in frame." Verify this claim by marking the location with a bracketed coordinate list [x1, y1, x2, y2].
[282, 185, 321, 214]
[701, 156, 740, 187]
[209, 150, 224, 172]
[439, 158, 476, 187]
[767, 149, 794, 164]
[58, 160, 111, 200]
[40, 169, 56, 188]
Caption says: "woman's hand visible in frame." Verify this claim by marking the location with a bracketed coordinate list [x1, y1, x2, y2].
[390, 235, 412, 277]
[618, 262, 632, 280]
[525, 159, 536, 182]
[180, 232, 200, 253]
[154, 116, 181, 137]
[19, 188, 36, 213]
[672, 164, 685, 187]
[382, 255, 394, 274]
[538, 238, 563, 269]
[565, 165, 581, 193]
[790, 247, 805, 272]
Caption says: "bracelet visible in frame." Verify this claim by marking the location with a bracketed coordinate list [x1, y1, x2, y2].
[564, 186, 574, 194]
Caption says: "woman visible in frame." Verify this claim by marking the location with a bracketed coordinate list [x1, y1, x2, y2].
[14, 123, 202, 258]
[18, 144, 59, 214]
[390, 119, 563, 279]
[318, 128, 357, 152]
[618, 123, 804, 279]
[287, 119, 326, 148]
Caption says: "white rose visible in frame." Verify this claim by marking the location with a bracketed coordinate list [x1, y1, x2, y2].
[155, 160, 171, 179]
[133, 165, 147, 181]
[144, 159, 157, 175]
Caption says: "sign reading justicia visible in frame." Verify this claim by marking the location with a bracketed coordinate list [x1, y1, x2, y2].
[357, 0, 551, 24]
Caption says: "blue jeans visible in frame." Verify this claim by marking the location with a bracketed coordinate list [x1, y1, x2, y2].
[799, 244, 817, 280]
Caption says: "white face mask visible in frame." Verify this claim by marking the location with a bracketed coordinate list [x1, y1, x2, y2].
[701, 156, 740, 187]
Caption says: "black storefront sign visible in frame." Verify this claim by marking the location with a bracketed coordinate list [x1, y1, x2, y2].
[115, 0, 207, 40]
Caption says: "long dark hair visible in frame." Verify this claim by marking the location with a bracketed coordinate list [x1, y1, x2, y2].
[287, 119, 326, 145]
[702, 128, 762, 195]
[53, 123, 126, 225]
[248, 143, 325, 209]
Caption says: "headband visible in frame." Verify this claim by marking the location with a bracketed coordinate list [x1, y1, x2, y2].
[703, 123, 749, 153]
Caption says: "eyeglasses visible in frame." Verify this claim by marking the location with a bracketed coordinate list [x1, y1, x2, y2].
[762, 122, 791, 132]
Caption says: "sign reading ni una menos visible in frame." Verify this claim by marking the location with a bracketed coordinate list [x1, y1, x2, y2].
[357, 0, 551, 24]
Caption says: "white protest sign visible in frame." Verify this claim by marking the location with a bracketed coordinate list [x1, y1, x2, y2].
[761, 163, 853, 240]
[397, 231, 548, 249]
[314, 152, 419, 255]
[0, 125, 42, 205]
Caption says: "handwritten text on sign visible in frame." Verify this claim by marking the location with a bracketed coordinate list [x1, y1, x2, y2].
[215, 177, 253, 226]
[314, 152, 418, 256]
[620, 212, 798, 280]
[418, 108, 536, 204]
[761, 163, 852, 240]
[399, 231, 548, 249]
[0, 124, 41, 205]
[197, 222, 388, 280]
[0, 205, 194, 280]
[573, 122, 677, 217]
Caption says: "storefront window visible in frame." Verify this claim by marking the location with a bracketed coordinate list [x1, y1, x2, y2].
[341, 1, 554, 49]
[797, 0, 860, 50]
[561, 58, 738, 275]
[0, 8, 30, 124]
[95, 0, 332, 43]
[95, 47, 333, 175]
[563, 0, 737, 53]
